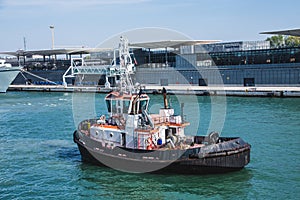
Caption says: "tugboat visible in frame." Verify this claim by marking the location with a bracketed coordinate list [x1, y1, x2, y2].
[73, 37, 251, 174]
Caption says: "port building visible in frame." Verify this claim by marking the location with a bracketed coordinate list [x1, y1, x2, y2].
[1, 29, 299, 87]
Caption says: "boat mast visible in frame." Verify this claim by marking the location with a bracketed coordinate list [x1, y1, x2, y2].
[118, 36, 136, 94]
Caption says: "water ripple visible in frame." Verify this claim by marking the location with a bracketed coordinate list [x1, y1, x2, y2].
[0, 92, 299, 199]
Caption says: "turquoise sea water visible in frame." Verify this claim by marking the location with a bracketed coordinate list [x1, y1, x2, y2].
[0, 91, 299, 199]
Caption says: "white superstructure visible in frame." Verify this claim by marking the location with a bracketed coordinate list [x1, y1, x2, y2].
[0, 59, 21, 92]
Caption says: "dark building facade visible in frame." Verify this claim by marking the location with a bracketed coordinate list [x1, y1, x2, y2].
[9, 40, 300, 87]
[133, 41, 300, 86]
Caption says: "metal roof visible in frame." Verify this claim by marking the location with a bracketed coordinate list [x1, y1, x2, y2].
[129, 40, 219, 49]
[0, 40, 219, 57]
[0, 48, 112, 57]
[260, 28, 300, 37]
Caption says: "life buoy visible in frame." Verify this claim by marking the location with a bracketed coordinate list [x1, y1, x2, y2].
[146, 137, 153, 150]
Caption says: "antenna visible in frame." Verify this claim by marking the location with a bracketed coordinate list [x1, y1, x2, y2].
[23, 37, 27, 50]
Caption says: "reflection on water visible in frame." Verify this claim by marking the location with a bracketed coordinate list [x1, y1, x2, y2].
[76, 164, 254, 199]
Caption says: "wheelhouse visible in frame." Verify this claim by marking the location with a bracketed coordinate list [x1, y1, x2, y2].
[105, 92, 149, 115]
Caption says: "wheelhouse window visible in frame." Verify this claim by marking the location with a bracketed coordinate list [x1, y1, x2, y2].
[123, 100, 130, 113]
[139, 99, 148, 112]
[129, 96, 149, 114]
[111, 100, 117, 113]
[106, 99, 117, 113]
[106, 100, 111, 112]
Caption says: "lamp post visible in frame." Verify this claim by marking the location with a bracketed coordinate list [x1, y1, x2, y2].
[49, 25, 56, 63]
[49, 25, 55, 49]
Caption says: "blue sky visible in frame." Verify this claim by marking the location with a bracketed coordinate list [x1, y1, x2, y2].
[0, 0, 299, 51]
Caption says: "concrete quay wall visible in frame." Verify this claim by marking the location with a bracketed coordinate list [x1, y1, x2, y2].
[8, 84, 300, 97]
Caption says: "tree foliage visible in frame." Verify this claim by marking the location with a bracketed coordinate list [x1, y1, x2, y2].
[285, 36, 300, 47]
[266, 35, 300, 48]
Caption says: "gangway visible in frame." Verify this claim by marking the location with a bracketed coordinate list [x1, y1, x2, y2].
[62, 58, 109, 86]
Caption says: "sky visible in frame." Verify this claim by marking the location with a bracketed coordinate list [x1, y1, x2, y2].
[0, 0, 299, 51]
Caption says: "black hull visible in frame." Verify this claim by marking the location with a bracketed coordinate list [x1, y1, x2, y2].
[73, 131, 250, 174]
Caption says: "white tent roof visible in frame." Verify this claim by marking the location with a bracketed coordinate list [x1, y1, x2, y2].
[129, 40, 219, 49]
[260, 28, 300, 37]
